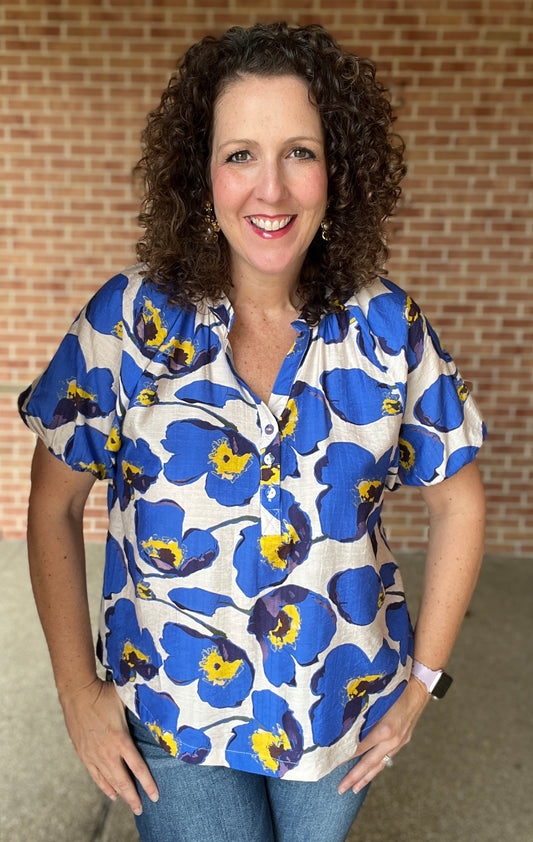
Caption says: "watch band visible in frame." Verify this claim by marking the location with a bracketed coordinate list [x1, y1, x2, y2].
[411, 659, 453, 699]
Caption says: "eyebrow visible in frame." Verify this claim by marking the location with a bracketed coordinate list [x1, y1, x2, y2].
[216, 135, 323, 152]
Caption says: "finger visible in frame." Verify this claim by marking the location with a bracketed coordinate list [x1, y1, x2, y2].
[87, 763, 119, 803]
[338, 747, 394, 795]
[123, 742, 160, 804]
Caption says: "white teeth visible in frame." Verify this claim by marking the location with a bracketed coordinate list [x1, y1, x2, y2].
[250, 215, 293, 231]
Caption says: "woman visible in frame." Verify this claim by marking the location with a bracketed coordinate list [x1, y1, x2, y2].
[20, 22, 486, 842]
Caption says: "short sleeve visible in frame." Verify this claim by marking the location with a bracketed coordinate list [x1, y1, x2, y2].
[18, 272, 129, 479]
[385, 296, 486, 490]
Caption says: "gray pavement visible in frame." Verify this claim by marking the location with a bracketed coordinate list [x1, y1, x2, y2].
[1, 541, 532, 842]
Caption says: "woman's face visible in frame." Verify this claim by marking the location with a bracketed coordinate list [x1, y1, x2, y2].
[209, 74, 328, 290]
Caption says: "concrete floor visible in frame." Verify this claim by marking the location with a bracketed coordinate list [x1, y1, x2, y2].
[1, 541, 532, 842]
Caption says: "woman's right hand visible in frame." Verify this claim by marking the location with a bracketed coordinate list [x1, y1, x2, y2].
[59, 677, 159, 816]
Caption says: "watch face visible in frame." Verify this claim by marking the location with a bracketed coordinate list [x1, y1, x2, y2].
[433, 672, 453, 699]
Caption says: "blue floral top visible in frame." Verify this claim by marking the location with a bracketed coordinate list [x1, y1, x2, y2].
[19, 265, 485, 781]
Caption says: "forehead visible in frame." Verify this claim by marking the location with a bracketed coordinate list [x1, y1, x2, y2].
[212, 74, 322, 137]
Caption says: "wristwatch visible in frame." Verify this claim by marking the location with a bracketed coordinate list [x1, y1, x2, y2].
[411, 659, 453, 699]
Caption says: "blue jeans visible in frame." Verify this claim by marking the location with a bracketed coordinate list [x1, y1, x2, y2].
[127, 711, 369, 842]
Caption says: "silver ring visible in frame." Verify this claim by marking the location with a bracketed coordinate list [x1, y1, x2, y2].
[382, 754, 393, 767]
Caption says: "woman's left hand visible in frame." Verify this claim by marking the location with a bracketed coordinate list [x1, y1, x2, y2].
[337, 676, 430, 795]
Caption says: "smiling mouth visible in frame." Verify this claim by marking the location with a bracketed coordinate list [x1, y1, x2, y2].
[248, 215, 295, 232]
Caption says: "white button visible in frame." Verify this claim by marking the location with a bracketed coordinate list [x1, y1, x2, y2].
[264, 453, 274, 467]
[266, 486, 276, 500]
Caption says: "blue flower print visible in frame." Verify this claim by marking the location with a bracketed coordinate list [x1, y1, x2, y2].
[248, 585, 336, 687]
[64, 424, 114, 479]
[315, 443, 393, 542]
[359, 682, 407, 741]
[445, 445, 480, 478]
[115, 436, 162, 511]
[85, 273, 128, 336]
[104, 598, 162, 686]
[135, 498, 219, 577]
[159, 323, 221, 376]
[322, 367, 404, 426]
[135, 684, 211, 762]
[386, 601, 413, 665]
[398, 424, 444, 485]
[123, 536, 157, 601]
[162, 624, 254, 708]
[414, 373, 469, 433]
[226, 690, 304, 777]
[310, 641, 399, 747]
[163, 419, 259, 507]
[103, 534, 127, 598]
[316, 307, 351, 344]
[23, 333, 115, 430]
[278, 381, 332, 469]
[133, 285, 172, 358]
[168, 587, 235, 616]
[233, 492, 312, 598]
[175, 380, 245, 409]
[328, 566, 385, 626]
[132, 285, 220, 374]
[366, 280, 425, 371]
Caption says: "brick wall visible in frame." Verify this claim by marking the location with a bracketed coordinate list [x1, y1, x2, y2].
[2, 0, 532, 555]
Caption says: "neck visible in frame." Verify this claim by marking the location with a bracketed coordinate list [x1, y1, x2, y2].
[228, 267, 303, 316]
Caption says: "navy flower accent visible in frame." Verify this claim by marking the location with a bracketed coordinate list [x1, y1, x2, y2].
[135, 684, 211, 763]
[104, 598, 162, 685]
[397, 424, 444, 484]
[248, 585, 336, 687]
[322, 367, 404, 426]
[233, 492, 312, 597]
[310, 641, 399, 747]
[414, 373, 469, 432]
[22, 333, 115, 430]
[163, 419, 259, 507]
[226, 690, 304, 777]
[162, 624, 254, 708]
[115, 436, 162, 511]
[328, 566, 385, 626]
[135, 498, 218, 577]
[315, 443, 393, 542]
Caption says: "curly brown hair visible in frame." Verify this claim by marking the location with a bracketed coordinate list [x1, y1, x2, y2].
[135, 22, 406, 324]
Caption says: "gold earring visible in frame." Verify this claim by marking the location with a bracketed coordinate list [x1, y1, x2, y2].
[205, 201, 220, 240]
[320, 217, 331, 241]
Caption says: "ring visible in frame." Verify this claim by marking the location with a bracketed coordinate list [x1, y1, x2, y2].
[382, 754, 393, 767]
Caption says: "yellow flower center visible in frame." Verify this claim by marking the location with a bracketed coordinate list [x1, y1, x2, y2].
[137, 388, 157, 406]
[354, 479, 381, 504]
[142, 297, 167, 346]
[141, 538, 183, 570]
[267, 604, 301, 650]
[112, 320, 124, 339]
[457, 382, 468, 402]
[161, 336, 196, 365]
[398, 438, 415, 470]
[209, 439, 252, 481]
[66, 381, 96, 402]
[280, 399, 298, 439]
[78, 461, 107, 479]
[199, 647, 243, 686]
[345, 672, 384, 700]
[260, 523, 299, 571]
[148, 723, 178, 756]
[105, 424, 121, 452]
[251, 727, 291, 773]
[122, 642, 150, 679]
[382, 397, 402, 415]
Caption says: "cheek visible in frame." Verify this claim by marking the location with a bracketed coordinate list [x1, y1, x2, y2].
[211, 169, 246, 216]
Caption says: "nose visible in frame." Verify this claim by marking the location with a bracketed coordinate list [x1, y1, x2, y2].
[255, 159, 288, 205]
